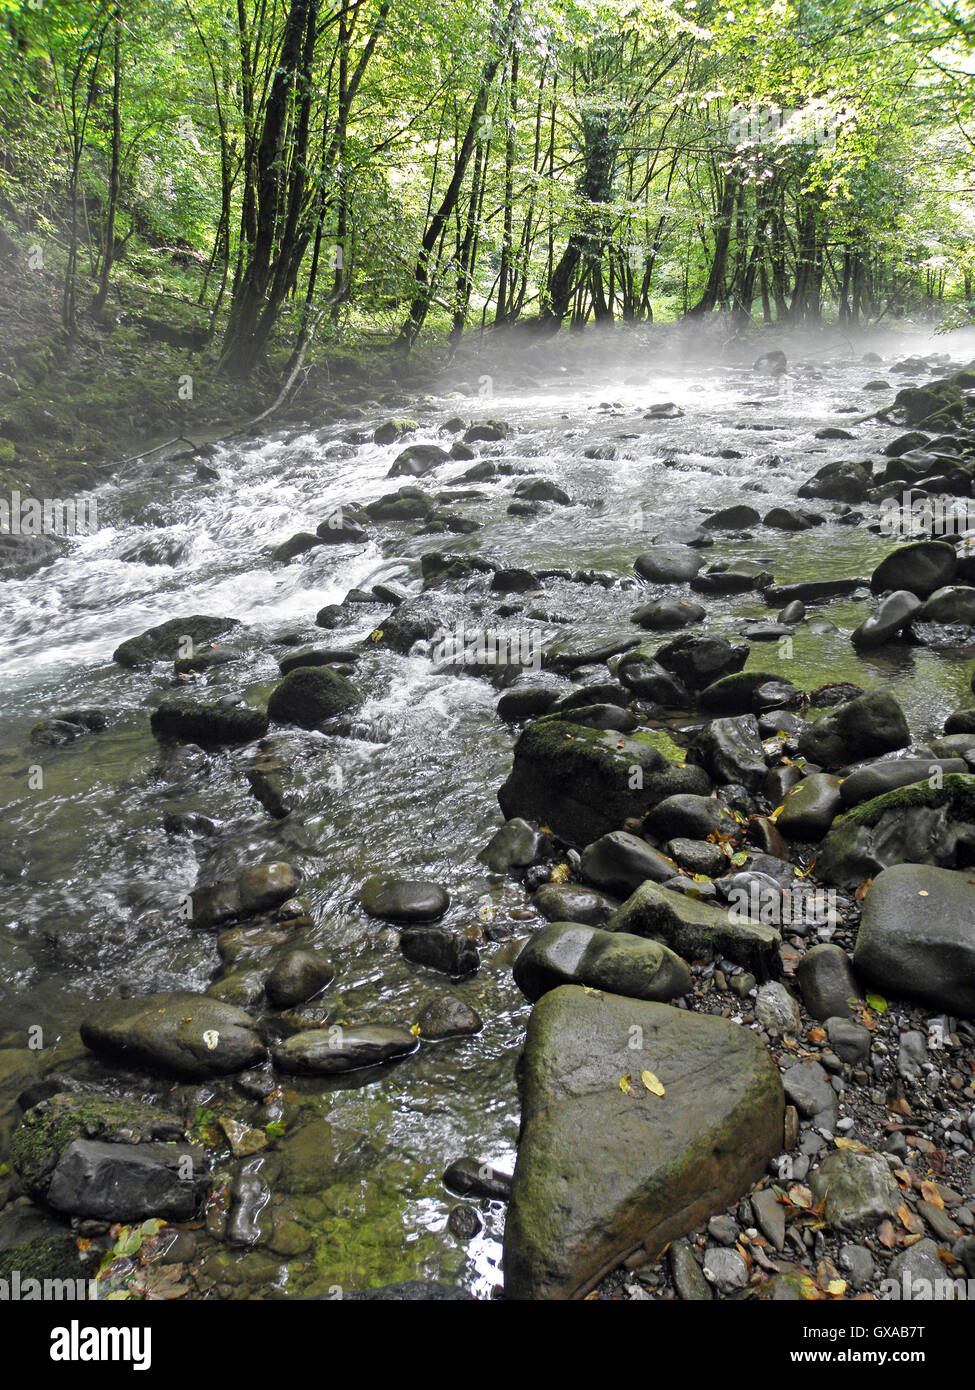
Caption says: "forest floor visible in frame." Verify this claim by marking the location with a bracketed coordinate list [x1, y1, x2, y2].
[0, 243, 446, 498]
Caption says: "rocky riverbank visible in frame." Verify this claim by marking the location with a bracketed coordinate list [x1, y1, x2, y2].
[2, 333, 975, 1301]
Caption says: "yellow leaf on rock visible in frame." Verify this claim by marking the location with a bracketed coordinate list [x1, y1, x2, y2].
[641, 1070, 665, 1097]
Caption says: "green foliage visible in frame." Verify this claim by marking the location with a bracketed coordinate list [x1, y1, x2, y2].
[1, 0, 974, 362]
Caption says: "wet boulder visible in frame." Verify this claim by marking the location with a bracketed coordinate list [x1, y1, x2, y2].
[654, 634, 749, 690]
[265, 950, 335, 1008]
[839, 757, 968, 807]
[816, 773, 975, 887]
[267, 665, 362, 729]
[497, 720, 678, 846]
[691, 562, 773, 595]
[192, 862, 299, 928]
[387, 443, 451, 478]
[854, 863, 975, 1015]
[464, 420, 510, 443]
[634, 545, 705, 584]
[870, 540, 956, 598]
[272, 531, 321, 562]
[113, 615, 241, 668]
[272, 1025, 418, 1075]
[580, 831, 677, 895]
[630, 599, 705, 630]
[532, 883, 619, 927]
[689, 714, 767, 790]
[702, 504, 762, 530]
[774, 773, 843, 839]
[796, 688, 908, 769]
[890, 382, 963, 428]
[316, 511, 368, 544]
[360, 874, 450, 922]
[80, 992, 266, 1079]
[645, 793, 737, 841]
[502, 988, 783, 1299]
[365, 486, 435, 521]
[851, 590, 921, 649]
[699, 672, 791, 715]
[374, 418, 418, 445]
[915, 586, 975, 625]
[606, 880, 781, 979]
[47, 1139, 206, 1222]
[150, 698, 268, 746]
[513, 922, 690, 1003]
[798, 461, 871, 502]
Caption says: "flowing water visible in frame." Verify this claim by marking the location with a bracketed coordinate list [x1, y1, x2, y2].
[2, 323, 974, 1296]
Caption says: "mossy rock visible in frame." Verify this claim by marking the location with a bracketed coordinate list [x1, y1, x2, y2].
[0, 1232, 84, 1284]
[816, 773, 975, 887]
[497, 719, 674, 846]
[0, 437, 16, 464]
[10, 1093, 185, 1197]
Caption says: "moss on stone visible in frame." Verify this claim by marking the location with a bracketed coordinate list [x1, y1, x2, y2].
[832, 773, 975, 831]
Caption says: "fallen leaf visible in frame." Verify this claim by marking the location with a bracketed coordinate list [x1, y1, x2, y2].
[920, 1181, 944, 1209]
[641, 1069, 665, 1097]
[877, 1219, 897, 1250]
[898, 1204, 925, 1236]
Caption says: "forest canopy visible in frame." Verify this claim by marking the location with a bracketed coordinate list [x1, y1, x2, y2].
[2, 0, 975, 376]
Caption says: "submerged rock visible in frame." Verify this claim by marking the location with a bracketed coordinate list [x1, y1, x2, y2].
[400, 926, 479, 976]
[272, 1025, 418, 1075]
[502, 987, 783, 1299]
[150, 698, 268, 746]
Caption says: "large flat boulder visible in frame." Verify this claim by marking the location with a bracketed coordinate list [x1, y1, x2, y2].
[854, 863, 975, 1015]
[503, 987, 783, 1299]
[606, 880, 781, 979]
[816, 774, 975, 887]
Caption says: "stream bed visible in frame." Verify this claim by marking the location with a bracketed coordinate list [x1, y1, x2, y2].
[3, 322, 974, 1297]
